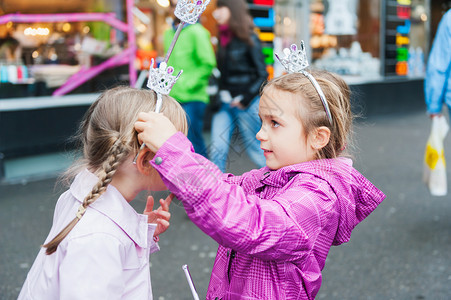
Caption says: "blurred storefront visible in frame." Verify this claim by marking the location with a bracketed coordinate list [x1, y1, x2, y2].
[0, 0, 448, 106]
[0, 0, 202, 178]
[0, 0, 449, 180]
[273, 0, 438, 116]
[0, 0, 202, 97]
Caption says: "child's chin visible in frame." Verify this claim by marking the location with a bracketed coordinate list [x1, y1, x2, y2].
[266, 163, 279, 171]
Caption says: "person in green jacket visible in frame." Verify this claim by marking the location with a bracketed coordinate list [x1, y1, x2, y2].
[164, 0, 216, 158]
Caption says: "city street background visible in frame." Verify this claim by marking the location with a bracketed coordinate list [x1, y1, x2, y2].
[1, 109, 451, 299]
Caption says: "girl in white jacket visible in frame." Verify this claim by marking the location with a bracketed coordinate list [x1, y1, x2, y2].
[19, 86, 187, 300]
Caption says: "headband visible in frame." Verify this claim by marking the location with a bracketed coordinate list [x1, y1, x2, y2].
[275, 41, 333, 126]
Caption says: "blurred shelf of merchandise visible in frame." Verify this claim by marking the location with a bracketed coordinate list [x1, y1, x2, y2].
[0, 0, 448, 182]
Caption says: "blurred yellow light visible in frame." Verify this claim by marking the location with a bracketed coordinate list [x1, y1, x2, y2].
[32, 51, 39, 58]
[157, 0, 170, 8]
[82, 26, 90, 34]
[6, 21, 13, 28]
[137, 23, 147, 33]
[24, 27, 50, 36]
[62, 23, 71, 32]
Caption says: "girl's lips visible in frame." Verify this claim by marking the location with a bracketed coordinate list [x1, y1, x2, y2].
[262, 149, 273, 156]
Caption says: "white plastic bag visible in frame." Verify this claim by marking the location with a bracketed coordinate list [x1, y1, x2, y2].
[423, 115, 449, 196]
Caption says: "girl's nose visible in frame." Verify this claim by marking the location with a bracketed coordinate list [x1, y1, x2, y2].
[256, 126, 266, 141]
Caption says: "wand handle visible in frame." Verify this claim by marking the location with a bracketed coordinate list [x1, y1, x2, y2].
[182, 264, 200, 300]
[164, 22, 185, 64]
[133, 23, 184, 165]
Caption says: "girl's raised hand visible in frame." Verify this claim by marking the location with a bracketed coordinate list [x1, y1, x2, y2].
[135, 112, 177, 153]
[143, 193, 174, 237]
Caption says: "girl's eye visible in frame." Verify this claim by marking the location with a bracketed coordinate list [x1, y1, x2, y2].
[271, 120, 280, 128]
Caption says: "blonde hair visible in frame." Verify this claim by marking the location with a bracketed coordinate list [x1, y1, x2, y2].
[262, 70, 353, 159]
[43, 86, 187, 255]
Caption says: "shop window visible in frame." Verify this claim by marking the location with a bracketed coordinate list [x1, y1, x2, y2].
[310, 0, 382, 79]
[273, 0, 429, 80]
[382, 0, 428, 77]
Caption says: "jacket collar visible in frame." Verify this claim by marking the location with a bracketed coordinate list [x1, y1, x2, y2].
[257, 158, 352, 188]
[258, 168, 297, 188]
[69, 169, 149, 248]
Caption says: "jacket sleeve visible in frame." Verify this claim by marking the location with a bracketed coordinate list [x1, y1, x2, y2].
[193, 26, 217, 84]
[150, 132, 328, 262]
[241, 34, 268, 107]
[425, 11, 451, 114]
[164, 25, 216, 99]
[179, 26, 216, 94]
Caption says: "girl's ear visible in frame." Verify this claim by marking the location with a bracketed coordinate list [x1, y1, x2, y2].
[310, 126, 331, 150]
[135, 148, 155, 176]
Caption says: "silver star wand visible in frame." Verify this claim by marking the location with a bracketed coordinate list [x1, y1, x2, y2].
[134, 0, 211, 163]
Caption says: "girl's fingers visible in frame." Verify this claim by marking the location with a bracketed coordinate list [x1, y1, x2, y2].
[134, 121, 145, 133]
[137, 132, 145, 146]
[137, 112, 152, 122]
[155, 210, 171, 221]
[134, 112, 156, 134]
[157, 219, 170, 230]
[161, 193, 174, 211]
[155, 219, 170, 236]
[144, 196, 154, 214]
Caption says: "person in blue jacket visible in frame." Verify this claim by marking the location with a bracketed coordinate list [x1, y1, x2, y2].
[425, 9, 451, 116]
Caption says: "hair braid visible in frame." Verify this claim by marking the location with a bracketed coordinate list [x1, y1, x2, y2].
[83, 138, 127, 207]
[43, 138, 127, 255]
[44, 86, 188, 256]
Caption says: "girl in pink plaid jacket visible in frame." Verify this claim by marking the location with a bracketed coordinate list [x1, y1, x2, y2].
[135, 71, 385, 299]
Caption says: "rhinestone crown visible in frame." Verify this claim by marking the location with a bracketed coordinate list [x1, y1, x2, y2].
[275, 41, 333, 125]
[175, 0, 211, 24]
[275, 41, 309, 73]
[147, 59, 182, 95]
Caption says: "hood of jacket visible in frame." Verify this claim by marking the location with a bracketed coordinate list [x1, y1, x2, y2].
[257, 157, 386, 246]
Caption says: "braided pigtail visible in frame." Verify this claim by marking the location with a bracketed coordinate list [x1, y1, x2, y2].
[43, 86, 187, 255]
[43, 138, 128, 255]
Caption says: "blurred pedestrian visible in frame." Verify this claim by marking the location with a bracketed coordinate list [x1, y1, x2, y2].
[0, 35, 21, 63]
[209, 0, 268, 172]
[18, 87, 187, 300]
[135, 65, 385, 299]
[164, 0, 216, 158]
[425, 9, 451, 116]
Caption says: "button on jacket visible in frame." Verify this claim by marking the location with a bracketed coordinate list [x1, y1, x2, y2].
[18, 169, 159, 300]
[151, 132, 385, 300]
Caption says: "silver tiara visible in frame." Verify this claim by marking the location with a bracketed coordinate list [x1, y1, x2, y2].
[135, 60, 181, 163]
[147, 59, 183, 96]
[275, 41, 333, 126]
[275, 42, 309, 73]
[175, 0, 211, 24]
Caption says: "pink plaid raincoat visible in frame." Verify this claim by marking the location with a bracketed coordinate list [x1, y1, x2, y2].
[151, 132, 385, 299]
